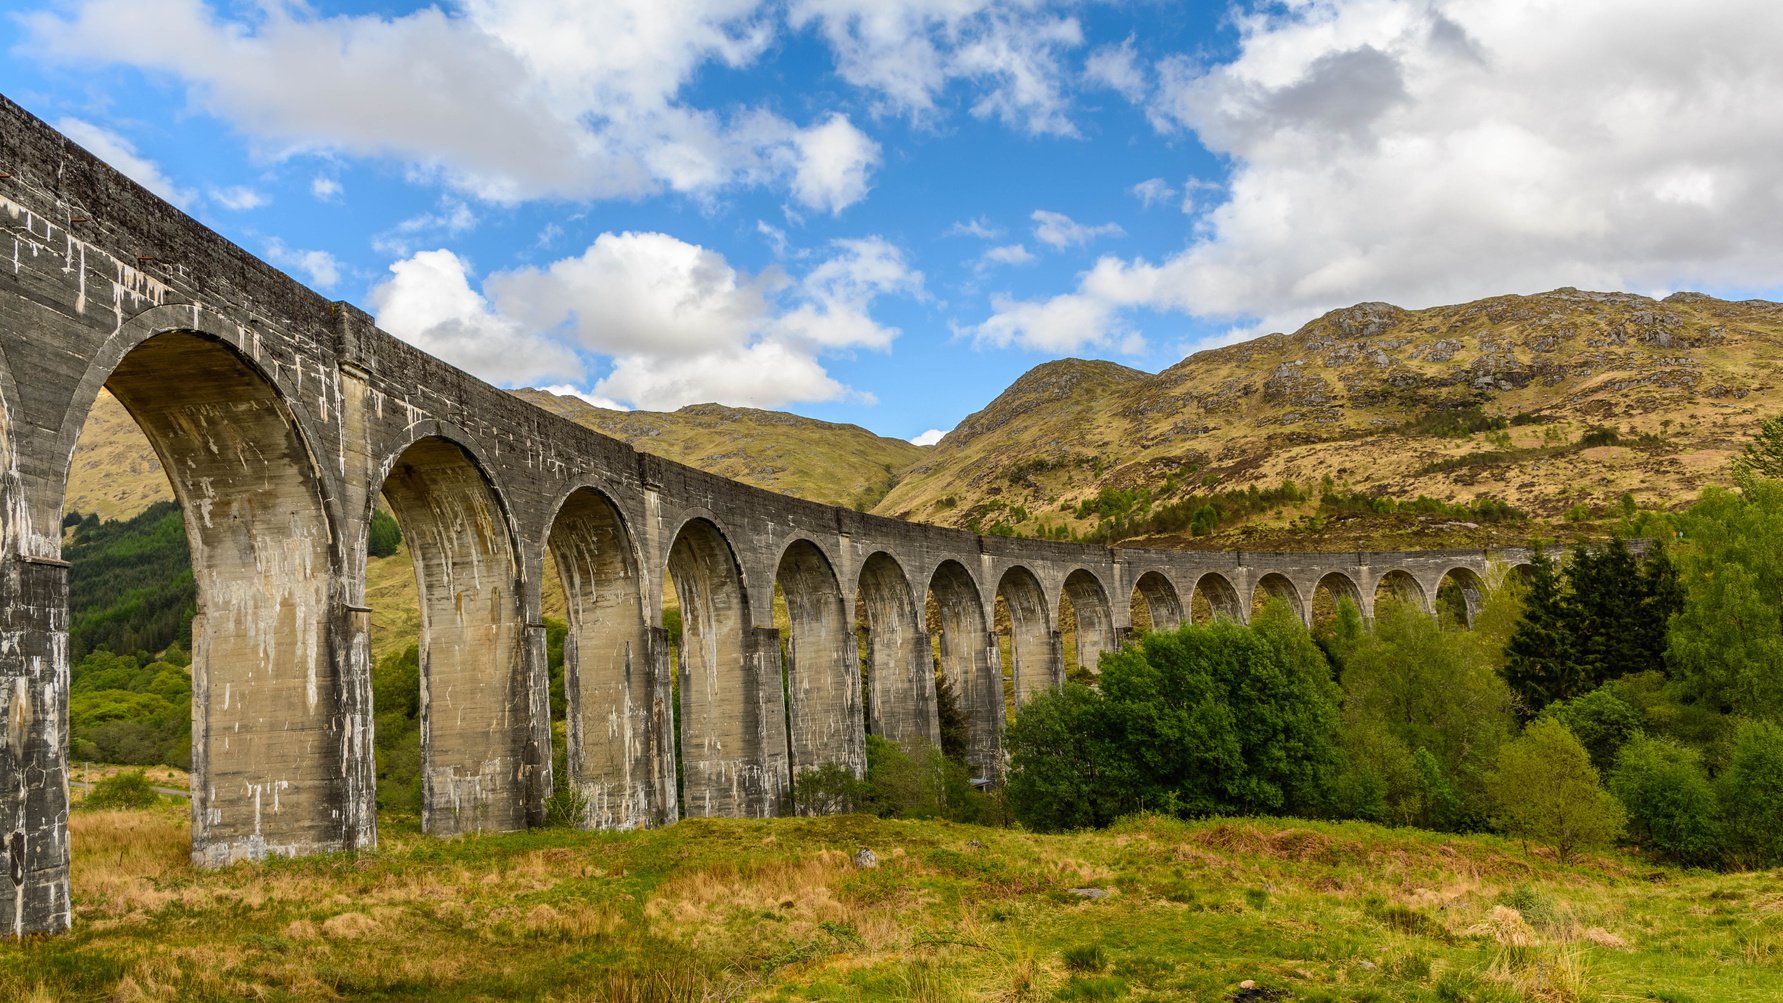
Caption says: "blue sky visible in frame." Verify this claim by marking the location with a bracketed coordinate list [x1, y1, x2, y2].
[6, 1, 1782, 443]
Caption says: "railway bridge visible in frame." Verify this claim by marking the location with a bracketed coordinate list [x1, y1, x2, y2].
[0, 97, 1527, 935]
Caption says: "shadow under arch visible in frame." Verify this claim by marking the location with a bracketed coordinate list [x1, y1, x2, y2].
[78, 330, 357, 865]
[856, 552, 938, 748]
[776, 539, 865, 800]
[1436, 566, 1487, 627]
[1251, 572, 1305, 623]
[669, 517, 787, 818]
[1312, 571, 1365, 635]
[1375, 568, 1429, 614]
[1131, 570, 1184, 634]
[1061, 569, 1115, 676]
[380, 434, 542, 835]
[546, 485, 671, 830]
[1191, 572, 1244, 623]
[996, 565, 1056, 711]
[929, 559, 999, 782]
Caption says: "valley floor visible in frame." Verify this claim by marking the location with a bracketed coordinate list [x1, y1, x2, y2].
[3, 809, 1778, 1002]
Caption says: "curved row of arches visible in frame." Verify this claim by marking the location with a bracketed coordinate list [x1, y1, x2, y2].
[36, 330, 1513, 849]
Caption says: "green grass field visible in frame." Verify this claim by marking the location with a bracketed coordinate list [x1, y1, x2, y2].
[5, 806, 1779, 1002]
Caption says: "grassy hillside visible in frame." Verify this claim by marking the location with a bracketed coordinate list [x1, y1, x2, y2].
[6, 809, 1776, 1001]
[64, 391, 174, 521]
[877, 289, 1783, 549]
[513, 389, 925, 510]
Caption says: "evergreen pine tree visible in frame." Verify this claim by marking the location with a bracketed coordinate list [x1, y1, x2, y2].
[1502, 546, 1576, 717]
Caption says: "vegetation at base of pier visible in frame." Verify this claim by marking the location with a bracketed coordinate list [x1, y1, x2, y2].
[5, 807, 1780, 1002]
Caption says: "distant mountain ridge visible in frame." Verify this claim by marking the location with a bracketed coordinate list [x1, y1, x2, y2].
[874, 288, 1783, 549]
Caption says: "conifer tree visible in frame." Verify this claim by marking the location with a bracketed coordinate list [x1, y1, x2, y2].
[1502, 546, 1575, 716]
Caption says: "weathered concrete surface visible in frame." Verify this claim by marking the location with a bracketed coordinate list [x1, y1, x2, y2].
[0, 95, 1531, 936]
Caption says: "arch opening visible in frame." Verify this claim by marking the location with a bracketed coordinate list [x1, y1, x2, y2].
[1436, 567, 1486, 628]
[996, 567, 1055, 717]
[1061, 570, 1115, 677]
[927, 561, 999, 782]
[856, 553, 937, 749]
[1190, 572, 1244, 624]
[668, 518, 786, 818]
[1374, 569, 1429, 615]
[546, 487, 670, 829]
[1131, 571, 1184, 635]
[1311, 572, 1365, 638]
[776, 541, 864, 810]
[1251, 572, 1306, 623]
[379, 436, 539, 836]
[63, 331, 350, 866]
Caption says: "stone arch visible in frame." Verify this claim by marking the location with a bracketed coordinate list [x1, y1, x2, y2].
[1251, 572, 1306, 622]
[1131, 570, 1184, 633]
[66, 330, 355, 865]
[776, 539, 865, 802]
[1060, 569, 1116, 676]
[1311, 571, 1365, 635]
[996, 566, 1057, 711]
[857, 552, 937, 748]
[669, 517, 786, 818]
[1374, 569, 1430, 613]
[1191, 572, 1245, 623]
[1436, 566, 1487, 627]
[56, 305, 343, 546]
[380, 435, 539, 836]
[929, 560, 999, 782]
[545, 485, 669, 830]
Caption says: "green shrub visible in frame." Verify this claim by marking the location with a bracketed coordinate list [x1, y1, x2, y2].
[367, 508, 403, 558]
[1484, 718, 1625, 863]
[1718, 719, 1783, 869]
[1544, 686, 1645, 773]
[1608, 734, 1720, 867]
[791, 761, 867, 816]
[83, 770, 159, 810]
[1004, 602, 1343, 832]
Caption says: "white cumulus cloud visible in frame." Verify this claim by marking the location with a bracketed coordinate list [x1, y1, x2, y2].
[374, 232, 921, 411]
[22, 0, 879, 212]
[369, 249, 584, 386]
[209, 185, 268, 210]
[787, 0, 1086, 135]
[909, 428, 947, 446]
[981, 0, 1783, 350]
[52, 117, 194, 207]
[1031, 209, 1123, 249]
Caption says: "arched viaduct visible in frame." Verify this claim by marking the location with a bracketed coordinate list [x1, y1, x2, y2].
[0, 98, 1528, 935]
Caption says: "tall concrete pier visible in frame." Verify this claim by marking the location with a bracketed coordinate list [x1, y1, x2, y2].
[0, 96, 1523, 936]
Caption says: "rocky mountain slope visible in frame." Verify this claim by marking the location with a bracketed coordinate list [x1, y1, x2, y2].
[874, 289, 1783, 549]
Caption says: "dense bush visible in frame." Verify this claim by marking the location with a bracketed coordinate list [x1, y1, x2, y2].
[68, 647, 191, 768]
[82, 770, 159, 810]
[1330, 595, 1515, 831]
[1543, 685, 1645, 774]
[367, 508, 404, 558]
[1484, 718, 1625, 863]
[1608, 735, 1721, 868]
[1717, 719, 1783, 869]
[1004, 602, 1343, 832]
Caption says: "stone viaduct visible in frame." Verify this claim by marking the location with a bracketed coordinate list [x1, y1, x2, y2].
[0, 97, 1529, 936]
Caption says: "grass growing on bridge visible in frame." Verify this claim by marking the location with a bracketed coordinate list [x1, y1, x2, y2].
[4, 806, 1779, 1002]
